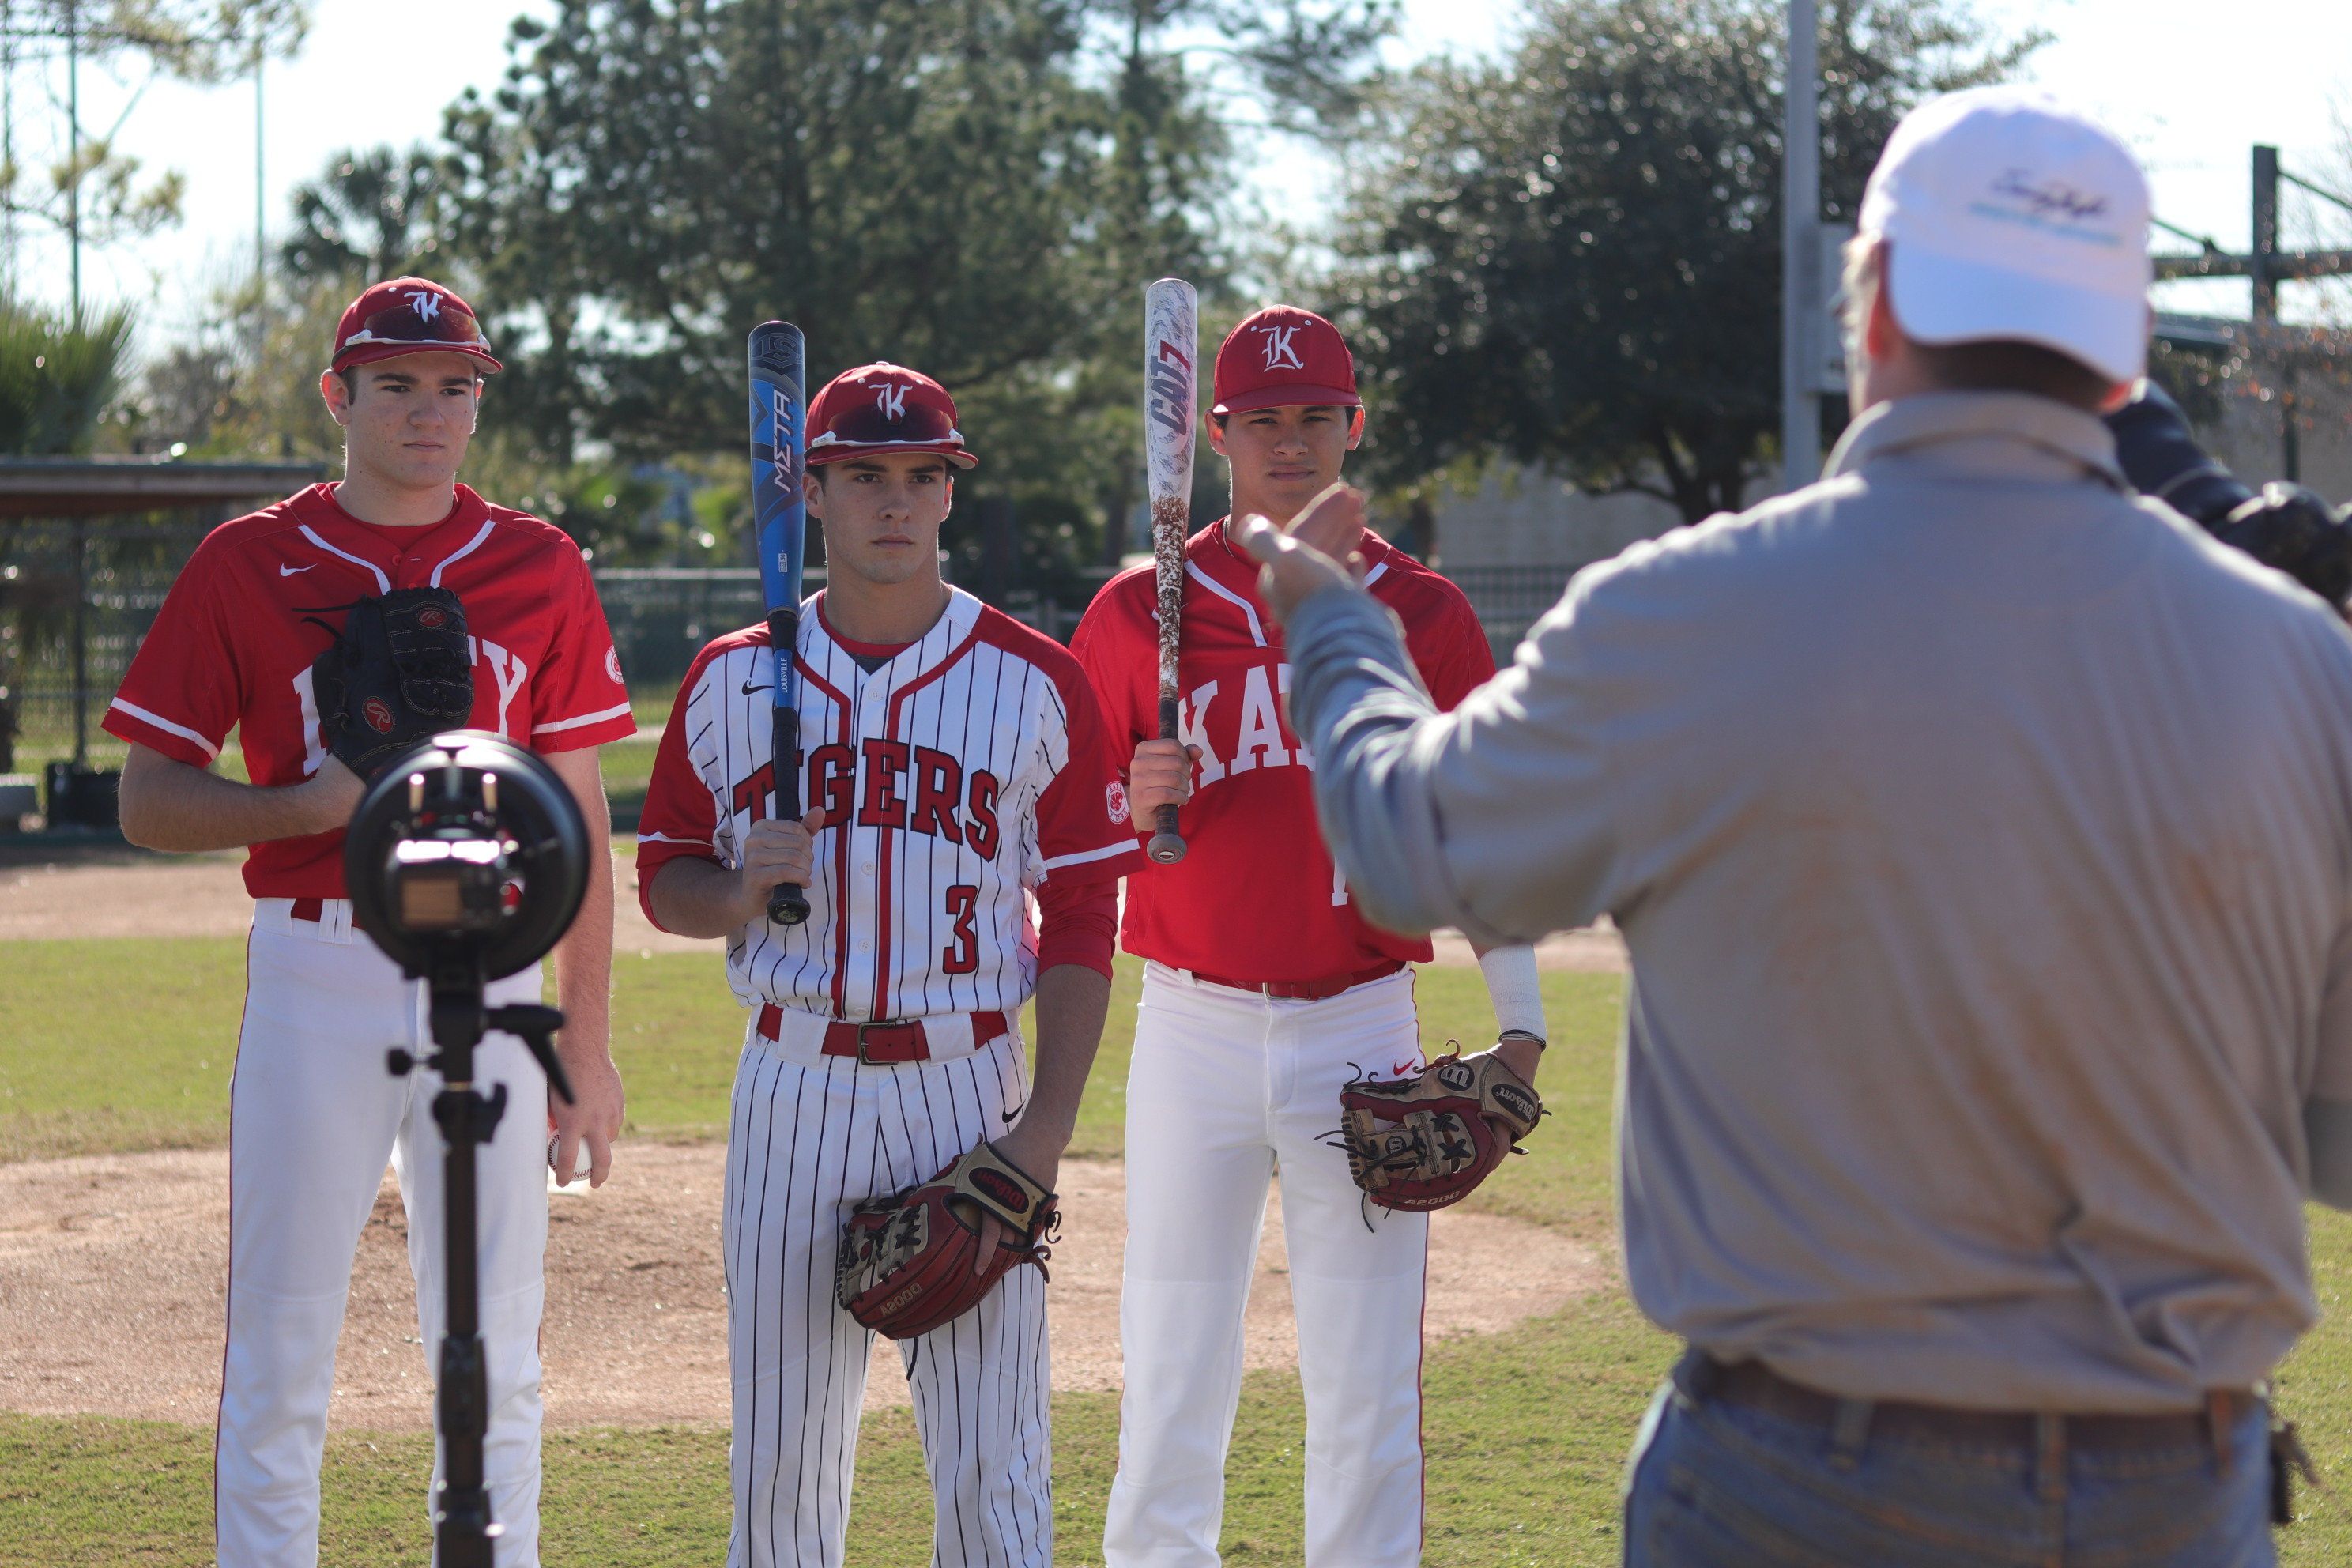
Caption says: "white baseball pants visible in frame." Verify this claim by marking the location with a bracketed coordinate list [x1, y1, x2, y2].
[1105, 963, 1430, 1568]
[724, 1015, 1052, 1568]
[218, 899, 548, 1568]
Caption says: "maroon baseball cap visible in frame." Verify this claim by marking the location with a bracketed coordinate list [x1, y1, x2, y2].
[1212, 305, 1359, 415]
[330, 277, 502, 375]
[806, 363, 978, 469]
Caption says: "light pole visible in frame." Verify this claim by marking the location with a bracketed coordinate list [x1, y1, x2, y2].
[1781, 0, 1820, 492]
[65, 0, 78, 316]
[254, 27, 266, 298]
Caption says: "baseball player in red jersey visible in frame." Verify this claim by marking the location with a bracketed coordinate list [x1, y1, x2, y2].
[635, 363, 1141, 1568]
[1072, 307, 1551, 1567]
[105, 277, 635, 1568]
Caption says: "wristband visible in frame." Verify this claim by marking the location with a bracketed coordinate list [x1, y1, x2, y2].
[1477, 944, 1547, 1042]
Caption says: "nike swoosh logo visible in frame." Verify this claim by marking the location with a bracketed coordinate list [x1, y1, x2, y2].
[278, 564, 315, 576]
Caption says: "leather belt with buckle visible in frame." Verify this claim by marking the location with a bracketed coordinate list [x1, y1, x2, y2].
[756, 1005, 1010, 1065]
[1183, 958, 1407, 1001]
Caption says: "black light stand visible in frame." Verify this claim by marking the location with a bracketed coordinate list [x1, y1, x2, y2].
[387, 949, 575, 1568]
[346, 732, 591, 1568]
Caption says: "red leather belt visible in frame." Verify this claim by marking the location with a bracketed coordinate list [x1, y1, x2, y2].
[756, 1004, 1009, 1065]
[1183, 958, 1407, 1001]
[292, 897, 325, 922]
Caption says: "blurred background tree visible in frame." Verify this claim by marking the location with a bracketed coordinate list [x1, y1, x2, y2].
[1, 2, 310, 301]
[1329, 0, 2034, 522]
[0, 296, 133, 454]
[23, 0, 2049, 582]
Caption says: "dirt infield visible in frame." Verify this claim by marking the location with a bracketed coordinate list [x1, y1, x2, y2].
[0, 1144, 1604, 1431]
[0, 845, 1630, 969]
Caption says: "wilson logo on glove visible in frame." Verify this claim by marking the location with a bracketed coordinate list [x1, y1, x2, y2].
[969, 1167, 1033, 1214]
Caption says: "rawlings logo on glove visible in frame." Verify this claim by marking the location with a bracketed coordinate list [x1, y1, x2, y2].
[836, 1140, 1058, 1340]
[1332, 1046, 1544, 1213]
[306, 587, 475, 782]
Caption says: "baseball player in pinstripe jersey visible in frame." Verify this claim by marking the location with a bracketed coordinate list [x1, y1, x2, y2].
[636, 363, 1141, 1568]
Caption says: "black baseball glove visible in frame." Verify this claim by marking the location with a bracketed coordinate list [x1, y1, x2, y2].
[308, 587, 475, 782]
[2212, 483, 2352, 611]
[2106, 383, 2352, 612]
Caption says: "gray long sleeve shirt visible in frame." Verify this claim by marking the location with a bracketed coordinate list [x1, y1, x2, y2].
[1285, 391, 2352, 1411]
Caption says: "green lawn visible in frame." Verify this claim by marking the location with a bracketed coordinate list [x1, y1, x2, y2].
[6, 943, 2352, 1562]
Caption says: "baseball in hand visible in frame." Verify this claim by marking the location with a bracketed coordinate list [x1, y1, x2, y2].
[548, 1134, 593, 1185]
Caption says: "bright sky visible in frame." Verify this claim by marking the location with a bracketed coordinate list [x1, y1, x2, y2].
[8, 0, 2349, 345]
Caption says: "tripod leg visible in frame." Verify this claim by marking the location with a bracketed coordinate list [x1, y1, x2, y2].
[432, 1081, 506, 1568]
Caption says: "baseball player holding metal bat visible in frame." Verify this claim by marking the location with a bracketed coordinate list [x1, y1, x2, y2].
[747, 322, 816, 925]
[636, 361, 1144, 1568]
[1143, 277, 1197, 863]
[105, 277, 635, 1567]
[1071, 304, 1549, 1567]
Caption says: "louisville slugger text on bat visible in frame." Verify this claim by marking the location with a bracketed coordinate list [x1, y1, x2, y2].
[748, 321, 812, 925]
[1144, 277, 1199, 865]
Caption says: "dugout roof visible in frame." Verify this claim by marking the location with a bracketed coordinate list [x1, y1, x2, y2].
[0, 457, 324, 520]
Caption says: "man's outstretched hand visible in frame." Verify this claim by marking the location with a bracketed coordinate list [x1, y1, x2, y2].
[1235, 481, 1370, 624]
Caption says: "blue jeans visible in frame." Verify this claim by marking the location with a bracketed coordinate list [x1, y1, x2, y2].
[1623, 1359, 2275, 1567]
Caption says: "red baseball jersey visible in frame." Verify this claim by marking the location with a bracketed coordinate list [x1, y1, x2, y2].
[104, 483, 637, 897]
[1072, 519, 1496, 982]
[635, 588, 1144, 1020]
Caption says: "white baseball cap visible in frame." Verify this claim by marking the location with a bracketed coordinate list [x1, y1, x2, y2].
[1860, 87, 2151, 384]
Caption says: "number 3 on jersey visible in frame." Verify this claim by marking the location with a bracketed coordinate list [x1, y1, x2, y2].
[943, 884, 980, 974]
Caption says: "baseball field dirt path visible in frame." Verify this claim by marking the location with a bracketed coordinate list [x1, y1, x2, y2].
[0, 1144, 1604, 1430]
[0, 843, 1630, 968]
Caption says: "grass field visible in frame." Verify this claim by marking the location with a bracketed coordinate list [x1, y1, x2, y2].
[6, 942, 2352, 1562]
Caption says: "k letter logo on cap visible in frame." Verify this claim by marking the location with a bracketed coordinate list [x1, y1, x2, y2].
[1257, 324, 1306, 371]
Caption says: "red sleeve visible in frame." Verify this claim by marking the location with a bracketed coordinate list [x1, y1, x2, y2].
[1035, 658, 1148, 886]
[1412, 582, 1499, 714]
[102, 537, 245, 767]
[1070, 586, 1148, 756]
[634, 654, 725, 933]
[528, 545, 638, 752]
[1035, 876, 1117, 981]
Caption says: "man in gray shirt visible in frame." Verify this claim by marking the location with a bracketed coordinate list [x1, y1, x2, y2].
[1242, 88, 2352, 1565]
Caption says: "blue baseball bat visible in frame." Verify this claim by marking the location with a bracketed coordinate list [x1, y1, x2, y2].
[748, 321, 811, 926]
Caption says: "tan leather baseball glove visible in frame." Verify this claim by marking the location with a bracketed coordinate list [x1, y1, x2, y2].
[835, 1141, 1057, 1340]
[1334, 1047, 1544, 1212]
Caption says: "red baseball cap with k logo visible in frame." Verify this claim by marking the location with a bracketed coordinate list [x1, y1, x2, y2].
[1212, 306, 1359, 414]
[807, 363, 978, 469]
[331, 277, 502, 375]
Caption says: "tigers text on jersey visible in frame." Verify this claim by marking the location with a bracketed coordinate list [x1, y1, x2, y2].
[636, 588, 1144, 1021]
[1072, 519, 1496, 982]
[103, 483, 636, 898]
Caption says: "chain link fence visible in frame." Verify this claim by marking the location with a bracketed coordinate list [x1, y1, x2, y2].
[0, 540, 1584, 793]
[1446, 565, 1578, 662]
[1, 522, 209, 777]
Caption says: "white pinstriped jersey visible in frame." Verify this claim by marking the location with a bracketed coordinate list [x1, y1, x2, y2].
[637, 587, 1144, 1020]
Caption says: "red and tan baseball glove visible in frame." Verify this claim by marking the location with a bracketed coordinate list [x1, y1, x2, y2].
[1334, 1048, 1544, 1212]
[835, 1141, 1058, 1340]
